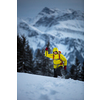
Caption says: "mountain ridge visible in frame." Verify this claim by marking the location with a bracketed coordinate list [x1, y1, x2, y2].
[17, 7, 84, 71]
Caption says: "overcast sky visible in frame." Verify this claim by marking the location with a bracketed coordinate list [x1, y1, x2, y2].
[17, 0, 84, 18]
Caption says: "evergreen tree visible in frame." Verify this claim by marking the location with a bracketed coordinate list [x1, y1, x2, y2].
[69, 57, 84, 81]
[33, 41, 53, 77]
[17, 34, 23, 72]
[21, 35, 26, 72]
[17, 34, 34, 74]
[81, 61, 84, 81]
[70, 64, 77, 80]
[24, 41, 33, 73]
[44, 41, 54, 76]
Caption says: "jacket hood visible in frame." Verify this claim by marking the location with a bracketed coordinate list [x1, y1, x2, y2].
[53, 47, 59, 53]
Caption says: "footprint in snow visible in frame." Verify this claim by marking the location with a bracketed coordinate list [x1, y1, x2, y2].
[50, 89, 58, 95]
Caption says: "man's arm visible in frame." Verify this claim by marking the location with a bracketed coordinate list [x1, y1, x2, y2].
[60, 54, 67, 66]
[45, 48, 53, 59]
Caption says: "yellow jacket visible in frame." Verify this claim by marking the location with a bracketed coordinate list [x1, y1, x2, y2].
[45, 47, 67, 69]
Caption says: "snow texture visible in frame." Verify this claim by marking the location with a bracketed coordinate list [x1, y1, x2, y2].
[17, 73, 84, 100]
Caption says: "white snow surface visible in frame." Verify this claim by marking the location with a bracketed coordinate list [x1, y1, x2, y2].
[17, 73, 84, 100]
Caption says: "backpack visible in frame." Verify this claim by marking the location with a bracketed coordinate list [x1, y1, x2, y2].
[53, 51, 63, 65]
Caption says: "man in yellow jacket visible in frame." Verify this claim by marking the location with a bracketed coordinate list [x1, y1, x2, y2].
[45, 47, 67, 78]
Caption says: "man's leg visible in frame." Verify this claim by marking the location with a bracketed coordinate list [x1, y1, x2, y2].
[54, 69, 57, 78]
[56, 66, 62, 77]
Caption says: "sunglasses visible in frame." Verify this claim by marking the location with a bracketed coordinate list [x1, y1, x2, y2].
[53, 51, 57, 53]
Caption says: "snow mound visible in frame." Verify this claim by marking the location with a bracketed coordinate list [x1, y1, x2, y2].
[17, 73, 84, 100]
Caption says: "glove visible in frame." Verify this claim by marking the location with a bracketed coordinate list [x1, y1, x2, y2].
[45, 47, 48, 51]
[64, 66, 67, 70]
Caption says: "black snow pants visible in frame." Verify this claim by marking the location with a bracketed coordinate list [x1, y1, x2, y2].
[54, 66, 62, 78]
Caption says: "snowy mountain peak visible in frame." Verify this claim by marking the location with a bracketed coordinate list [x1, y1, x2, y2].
[41, 7, 55, 14]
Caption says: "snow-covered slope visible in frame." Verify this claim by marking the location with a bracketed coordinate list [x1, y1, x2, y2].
[17, 72, 84, 100]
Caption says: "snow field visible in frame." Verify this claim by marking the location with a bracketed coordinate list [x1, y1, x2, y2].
[17, 73, 84, 100]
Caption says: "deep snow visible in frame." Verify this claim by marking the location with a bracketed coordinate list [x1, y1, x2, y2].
[17, 73, 84, 100]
